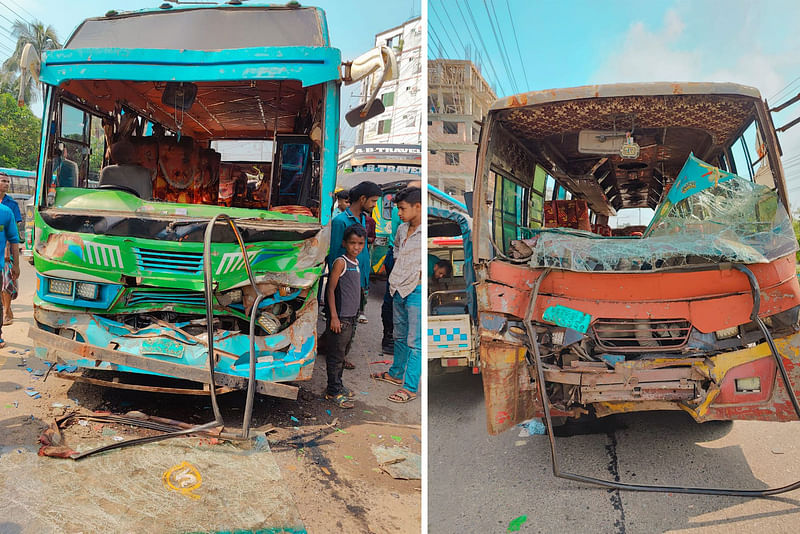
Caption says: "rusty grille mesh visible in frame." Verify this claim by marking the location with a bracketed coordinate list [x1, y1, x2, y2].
[591, 318, 691, 352]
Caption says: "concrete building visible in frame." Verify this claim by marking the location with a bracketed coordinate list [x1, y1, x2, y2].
[356, 17, 423, 146]
[428, 59, 496, 200]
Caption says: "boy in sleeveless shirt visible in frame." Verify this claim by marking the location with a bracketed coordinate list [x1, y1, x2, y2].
[324, 224, 368, 408]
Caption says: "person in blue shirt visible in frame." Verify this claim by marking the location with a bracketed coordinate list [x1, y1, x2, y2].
[0, 201, 20, 347]
[328, 180, 382, 310]
[0, 175, 21, 326]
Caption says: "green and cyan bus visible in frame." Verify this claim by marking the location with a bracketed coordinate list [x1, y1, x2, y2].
[21, 3, 395, 399]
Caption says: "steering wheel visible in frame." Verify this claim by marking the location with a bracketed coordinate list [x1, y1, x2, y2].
[99, 184, 142, 198]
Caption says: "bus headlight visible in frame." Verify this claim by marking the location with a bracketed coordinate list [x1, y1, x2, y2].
[48, 279, 73, 296]
[217, 288, 243, 306]
[75, 282, 100, 300]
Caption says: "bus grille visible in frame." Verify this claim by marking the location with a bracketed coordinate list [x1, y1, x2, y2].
[134, 248, 203, 275]
[592, 318, 691, 351]
[127, 288, 206, 307]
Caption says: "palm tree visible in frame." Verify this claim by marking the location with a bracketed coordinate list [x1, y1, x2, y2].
[1, 20, 61, 105]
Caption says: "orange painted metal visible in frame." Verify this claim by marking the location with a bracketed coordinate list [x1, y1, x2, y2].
[480, 255, 800, 333]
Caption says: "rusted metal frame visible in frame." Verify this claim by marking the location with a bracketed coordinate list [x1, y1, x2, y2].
[525, 264, 800, 496]
[580, 381, 695, 403]
[754, 100, 791, 212]
[29, 327, 299, 400]
[542, 366, 701, 385]
[777, 116, 800, 133]
[53, 371, 235, 396]
[473, 112, 494, 261]
[770, 92, 800, 114]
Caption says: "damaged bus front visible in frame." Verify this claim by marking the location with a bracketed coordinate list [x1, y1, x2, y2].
[21, 4, 395, 399]
[473, 83, 800, 434]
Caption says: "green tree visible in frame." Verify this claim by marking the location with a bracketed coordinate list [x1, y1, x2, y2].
[0, 92, 42, 169]
[1, 20, 61, 104]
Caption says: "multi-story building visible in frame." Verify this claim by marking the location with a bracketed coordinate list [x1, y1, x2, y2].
[356, 17, 423, 146]
[428, 59, 496, 201]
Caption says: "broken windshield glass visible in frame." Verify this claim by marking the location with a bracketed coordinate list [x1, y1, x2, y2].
[508, 154, 797, 272]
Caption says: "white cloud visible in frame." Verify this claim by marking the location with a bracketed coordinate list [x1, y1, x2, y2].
[591, 10, 701, 84]
[591, 6, 800, 210]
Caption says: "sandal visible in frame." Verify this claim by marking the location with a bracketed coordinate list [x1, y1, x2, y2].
[0, 339, 5, 349]
[344, 360, 356, 370]
[325, 393, 354, 409]
[388, 389, 417, 403]
[370, 371, 402, 386]
[340, 388, 356, 398]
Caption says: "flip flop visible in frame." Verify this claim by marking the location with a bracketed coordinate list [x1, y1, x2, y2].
[388, 389, 417, 403]
[344, 360, 356, 370]
[325, 393, 354, 409]
[370, 371, 402, 386]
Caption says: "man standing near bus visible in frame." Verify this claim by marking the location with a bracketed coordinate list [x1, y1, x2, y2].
[0, 199, 20, 346]
[0, 175, 21, 325]
[372, 186, 421, 403]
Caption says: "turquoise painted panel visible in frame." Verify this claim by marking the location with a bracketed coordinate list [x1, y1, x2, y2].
[542, 305, 591, 333]
[40, 46, 342, 87]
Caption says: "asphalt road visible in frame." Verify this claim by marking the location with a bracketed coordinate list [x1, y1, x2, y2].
[429, 370, 800, 534]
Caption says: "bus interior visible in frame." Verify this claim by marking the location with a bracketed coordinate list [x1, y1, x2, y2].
[44, 78, 326, 217]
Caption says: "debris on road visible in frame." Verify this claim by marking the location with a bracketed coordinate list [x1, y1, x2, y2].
[507, 515, 528, 532]
[372, 445, 421, 480]
[517, 418, 545, 437]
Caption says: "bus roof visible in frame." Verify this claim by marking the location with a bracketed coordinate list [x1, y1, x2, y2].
[0, 168, 36, 178]
[64, 4, 327, 50]
[489, 82, 762, 112]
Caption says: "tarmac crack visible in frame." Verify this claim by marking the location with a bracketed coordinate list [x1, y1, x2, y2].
[605, 430, 627, 534]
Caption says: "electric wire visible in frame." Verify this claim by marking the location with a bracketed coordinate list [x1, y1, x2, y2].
[505, 0, 530, 89]
[2, 0, 35, 22]
[430, 0, 465, 59]
[0, 1, 33, 28]
[483, 0, 518, 95]
[456, 0, 506, 96]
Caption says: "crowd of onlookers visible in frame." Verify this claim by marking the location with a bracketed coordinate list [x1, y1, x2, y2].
[320, 181, 422, 407]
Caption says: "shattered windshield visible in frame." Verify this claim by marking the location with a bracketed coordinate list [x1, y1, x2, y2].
[508, 154, 797, 272]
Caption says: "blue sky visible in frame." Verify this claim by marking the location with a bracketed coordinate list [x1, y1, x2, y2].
[0, 0, 419, 142]
[429, 0, 800, 212]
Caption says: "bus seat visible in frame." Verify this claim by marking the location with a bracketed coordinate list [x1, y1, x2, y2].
[99, 164, 153, 199]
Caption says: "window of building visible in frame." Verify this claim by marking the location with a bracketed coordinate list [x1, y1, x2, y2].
[381, 91, 395, 107]
[377, 119, 392, 135]
[443, 121, 458, 135]
[445, 152, 460, 165]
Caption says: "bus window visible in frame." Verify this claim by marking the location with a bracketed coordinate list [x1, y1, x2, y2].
[727, 121, 759, 179]
[492, 170, 530, 253]
[58, 102, 92, 187]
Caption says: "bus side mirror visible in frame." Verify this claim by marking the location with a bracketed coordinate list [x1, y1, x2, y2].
[341, 46, 398, 127]
[17, 43, 40, 106]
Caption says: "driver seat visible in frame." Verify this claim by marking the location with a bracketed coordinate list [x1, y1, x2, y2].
[99, 164, 153, 200]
